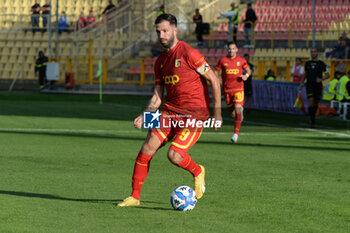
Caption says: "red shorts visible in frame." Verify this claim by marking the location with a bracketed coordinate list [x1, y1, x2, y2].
[151, 110, 203, 155]
[225, 90, 244, 107]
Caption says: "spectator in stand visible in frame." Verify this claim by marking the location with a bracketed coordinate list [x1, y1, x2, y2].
[58, 11, 69, 33]
[102, 0, 117, 15]
[339, 32, 350, 47]
[158, 5, 165, 16]
[30, 0, 41, 33]
[264, 69, 276, 81]
[193, 9, 203, 47]
[243, 3, 257, 48]
[41, 0, 51, 32]
[87, 8, 96, 26]
[327, 39, 348, 59]
[291, 58, 305, 83]
[333, 39, 348, 59]
[102, 0, 117, 33]
[220, 2, 240, 43]
[76, 12, 87, 31]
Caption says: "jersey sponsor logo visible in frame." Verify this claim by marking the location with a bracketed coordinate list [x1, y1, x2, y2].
[143, 110, 161, 129]
[175, 59, 181, 67]
[226, 69, 239, 74]
[163, 74, 180, 85]
[196, 63, 210, 75]
[237, 61, 240, 66]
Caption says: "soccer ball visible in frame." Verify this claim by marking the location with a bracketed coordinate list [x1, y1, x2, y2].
[170, 185, 197, 211]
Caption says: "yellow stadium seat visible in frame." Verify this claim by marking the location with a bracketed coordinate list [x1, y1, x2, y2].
[12, 48, 20, 55]
[2, 47, 11, 55]
[2, 70, 11, 78]
[4, 63, 13, 71]
[24, 32, 34, 40]
[23, 41, 32, 48]
[28, 48, 37, 56]
[6, 41, 16, 47]
[32, 41, 41, 48]
[7, 32, 16, 40]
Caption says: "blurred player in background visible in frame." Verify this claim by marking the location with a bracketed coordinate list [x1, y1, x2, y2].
[215, 42, 251, 143]
[243, 53, 254, 116]
[300, 47, 330, 127]
[118, 14, 222, 207]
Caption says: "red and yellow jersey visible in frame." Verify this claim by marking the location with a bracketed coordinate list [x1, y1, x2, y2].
[154, 41, 211, 120]
[215, 55, 248, 93]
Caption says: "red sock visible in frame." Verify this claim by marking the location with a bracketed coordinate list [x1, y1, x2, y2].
[234, 112, 242, 134]
[131, 151, 153, 200]
[177, 151, 201, 177]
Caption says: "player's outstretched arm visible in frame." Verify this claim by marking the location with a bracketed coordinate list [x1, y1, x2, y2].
[134, 84, 164, 129]
[202, 70, 222, 130]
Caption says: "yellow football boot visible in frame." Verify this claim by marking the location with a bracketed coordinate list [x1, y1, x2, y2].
[194, 165, 206, 199]
[117, 196, 140, 207]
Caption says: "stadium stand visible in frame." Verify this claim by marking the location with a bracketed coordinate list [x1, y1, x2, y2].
[206, 0, 350, 43]
[0, 0, 349, 85]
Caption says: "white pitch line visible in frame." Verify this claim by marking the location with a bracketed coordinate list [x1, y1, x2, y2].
[0, 128, 142, 134]
[239, 119, 350, 138]
[0, 125, 349, 138]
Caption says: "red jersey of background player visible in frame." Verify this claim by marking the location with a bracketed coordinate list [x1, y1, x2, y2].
[154, 41, 211, 120]
[215, 55, 249, 93]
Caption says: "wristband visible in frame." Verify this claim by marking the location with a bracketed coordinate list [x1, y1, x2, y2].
[245, 73, 249, 78]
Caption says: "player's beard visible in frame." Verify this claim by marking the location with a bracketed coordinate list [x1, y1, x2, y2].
[160, 34, 175, 49]
[228, 52, 236, 58]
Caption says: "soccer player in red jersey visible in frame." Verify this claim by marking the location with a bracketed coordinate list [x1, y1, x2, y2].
[118, 14, 222, 207]
[215, 42, 251, 143]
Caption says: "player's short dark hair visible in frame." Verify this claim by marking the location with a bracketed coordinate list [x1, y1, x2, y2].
[227, 41, 237, 47]
[155, 13, 177, 27]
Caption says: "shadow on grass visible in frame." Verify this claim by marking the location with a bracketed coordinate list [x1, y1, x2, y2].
[135, 206, 174, 211]
[0, 93, 146, 121]
[197, 140, 350, 152]
[1, 129, 349, 152]
[0, 190, 165, 205]
[0, 130, 146, 140]
[0, 190, 120, 203]
[299, 137, 350, 142]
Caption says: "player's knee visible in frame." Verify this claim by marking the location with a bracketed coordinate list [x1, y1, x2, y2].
[167, 149, 183, 165]
[231, 111, 236, 118]
[141, 142, 156, 155]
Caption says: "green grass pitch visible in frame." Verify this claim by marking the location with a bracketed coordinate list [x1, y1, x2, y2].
[0, 93, 349, 233]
